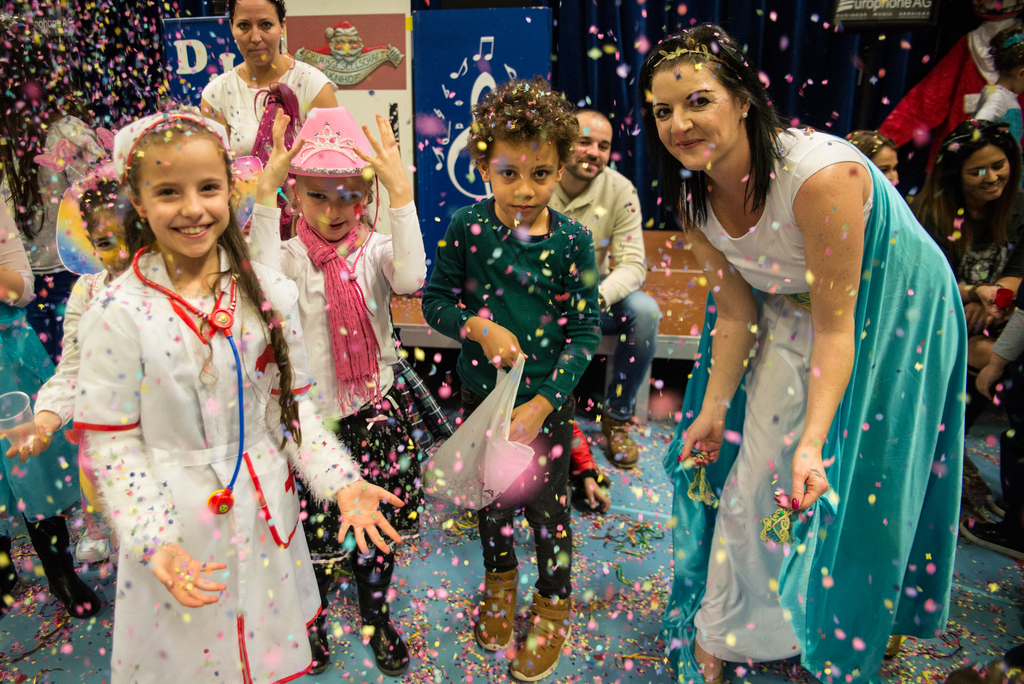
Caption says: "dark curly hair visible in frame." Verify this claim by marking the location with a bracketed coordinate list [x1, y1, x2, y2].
[466, 77, 580, 167]
[79, 180, 128, 233]
[639, 24, 786, 229]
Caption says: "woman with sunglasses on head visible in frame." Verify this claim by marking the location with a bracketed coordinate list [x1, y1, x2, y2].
[914, 120, 1024, 433]
[642, 25, 966, 684]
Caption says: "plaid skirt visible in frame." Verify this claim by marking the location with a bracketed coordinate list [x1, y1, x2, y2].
[300, 386, 424, 562]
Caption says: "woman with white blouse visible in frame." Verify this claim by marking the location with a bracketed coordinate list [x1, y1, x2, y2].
[201, 0, 336, 159]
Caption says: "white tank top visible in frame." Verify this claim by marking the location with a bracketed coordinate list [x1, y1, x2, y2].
[698, 128, 872, 294]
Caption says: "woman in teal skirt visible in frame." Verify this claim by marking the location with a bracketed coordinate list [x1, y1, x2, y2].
[1, 208, 99, 618]
[640, 26, 966, 683]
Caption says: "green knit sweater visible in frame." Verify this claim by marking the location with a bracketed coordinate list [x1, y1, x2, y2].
[422, 199, 601, 408]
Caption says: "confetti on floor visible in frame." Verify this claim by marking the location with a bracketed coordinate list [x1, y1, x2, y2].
[1, 414, 1020, 683]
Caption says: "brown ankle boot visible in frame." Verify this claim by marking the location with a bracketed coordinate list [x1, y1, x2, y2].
[884, 635, 905, 659]
[509, 593, 571, 681]
[601, 414, 638, 469]
[474, 569, 519, 651]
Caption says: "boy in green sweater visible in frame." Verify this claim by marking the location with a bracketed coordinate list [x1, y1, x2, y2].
[422, 77, 600, 681]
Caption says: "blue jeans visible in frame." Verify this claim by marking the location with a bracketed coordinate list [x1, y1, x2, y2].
[601, 289, 662, 420]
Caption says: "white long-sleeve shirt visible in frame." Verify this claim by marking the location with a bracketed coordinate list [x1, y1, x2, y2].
[248, 202, 427, 419]
[35, 271, 109, 425]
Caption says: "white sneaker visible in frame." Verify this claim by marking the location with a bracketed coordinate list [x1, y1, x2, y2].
[76, 535, 111, 564]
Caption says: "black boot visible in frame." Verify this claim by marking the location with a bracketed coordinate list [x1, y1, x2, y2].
[366, 617, 409, 677]
[24, 516, 100, 619]
[308, 564, 334, 675]
[355, 565, 409, 676]
[308, 613, 330, 675]
[0, 535, 18, 616]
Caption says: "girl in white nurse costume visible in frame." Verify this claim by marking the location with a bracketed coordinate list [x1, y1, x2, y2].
[73, 111, 404, 684]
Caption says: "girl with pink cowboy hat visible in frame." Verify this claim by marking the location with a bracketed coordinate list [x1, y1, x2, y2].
[251, 106, 426, 676]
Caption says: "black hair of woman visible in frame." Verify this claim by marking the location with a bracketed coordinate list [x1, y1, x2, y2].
[0, 15, 85, 239]
[227, 0, 286, 22]
[914, 119, 1022, 260]
[638, 23, 786, 228]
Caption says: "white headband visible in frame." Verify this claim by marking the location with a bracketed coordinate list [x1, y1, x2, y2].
[113, 112, 231, 183]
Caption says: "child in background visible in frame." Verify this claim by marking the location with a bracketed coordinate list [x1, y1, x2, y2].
[570, 424, 611, 513]
[25, 174, 131, 567]
[422, 77, 601, 681]
[250, 107, 426, 675]
[845, 130, 900, 186]
[976, 26, 1024, 146]
[74, 111, 401, 683]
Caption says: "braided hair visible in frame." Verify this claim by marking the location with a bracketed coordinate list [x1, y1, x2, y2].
[123, 120, 302, 448]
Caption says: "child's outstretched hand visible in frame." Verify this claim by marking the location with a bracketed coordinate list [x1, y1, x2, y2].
[353, 114, 413, 209]
[4, 410, 62, 461]
[150, 544, 228, 608]
[256, 109, 305, 208]
[336, 480, 405, 554]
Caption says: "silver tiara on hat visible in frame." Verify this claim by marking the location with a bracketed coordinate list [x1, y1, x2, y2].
[295, 124, 362, 166]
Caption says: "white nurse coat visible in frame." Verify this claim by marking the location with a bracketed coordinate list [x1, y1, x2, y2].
[74, 249, 359, 684]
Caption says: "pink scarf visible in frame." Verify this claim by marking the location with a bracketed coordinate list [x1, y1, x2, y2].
[296, 215, 381, 408]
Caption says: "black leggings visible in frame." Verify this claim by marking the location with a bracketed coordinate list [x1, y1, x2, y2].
[462, 388, 576, 599]
[299, 387, 421, 622]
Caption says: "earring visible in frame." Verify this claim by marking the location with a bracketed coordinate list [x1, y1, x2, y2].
[742, 111, 749, 119]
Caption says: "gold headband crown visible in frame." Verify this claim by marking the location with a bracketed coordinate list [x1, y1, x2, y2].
[650, 44, 723, 69]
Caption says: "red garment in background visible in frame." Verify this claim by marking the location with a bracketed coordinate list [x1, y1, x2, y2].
[570, 422, 596, 475]
[879, 34, 1024, 171]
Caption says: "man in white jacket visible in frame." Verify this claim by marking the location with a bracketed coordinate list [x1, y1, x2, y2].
[550, 109, 660, 469]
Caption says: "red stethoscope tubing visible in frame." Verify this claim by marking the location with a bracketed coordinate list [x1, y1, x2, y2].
[132, 247, 244, 514]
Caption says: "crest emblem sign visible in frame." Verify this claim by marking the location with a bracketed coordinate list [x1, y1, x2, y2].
[295, 20, 404, 87]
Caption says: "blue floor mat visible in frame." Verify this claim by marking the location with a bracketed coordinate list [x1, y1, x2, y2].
[1, 416, 1020, 683]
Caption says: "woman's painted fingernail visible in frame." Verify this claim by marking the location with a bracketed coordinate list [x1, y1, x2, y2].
[792, 498, 800, 510]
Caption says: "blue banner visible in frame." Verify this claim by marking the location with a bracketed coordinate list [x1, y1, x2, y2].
[412, 8, 552, 277]
[162, 17, 241, 106]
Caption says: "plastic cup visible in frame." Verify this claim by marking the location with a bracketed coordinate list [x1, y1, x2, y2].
[0, 391, 35, 451]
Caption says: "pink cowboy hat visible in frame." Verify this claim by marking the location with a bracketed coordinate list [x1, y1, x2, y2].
[291, 107, 372, 177]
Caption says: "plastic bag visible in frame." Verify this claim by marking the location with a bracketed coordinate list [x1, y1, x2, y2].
[424, 356, 533, 510]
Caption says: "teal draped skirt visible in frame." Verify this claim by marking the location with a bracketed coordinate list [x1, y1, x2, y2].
[0, 303, 80, 534]
[662, 162, 967, 683]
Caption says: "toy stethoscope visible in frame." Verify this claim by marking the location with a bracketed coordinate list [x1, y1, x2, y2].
[132, 247, 244, 516]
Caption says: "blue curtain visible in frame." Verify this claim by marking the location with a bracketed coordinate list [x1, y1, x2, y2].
[412, 0, 980, 227]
